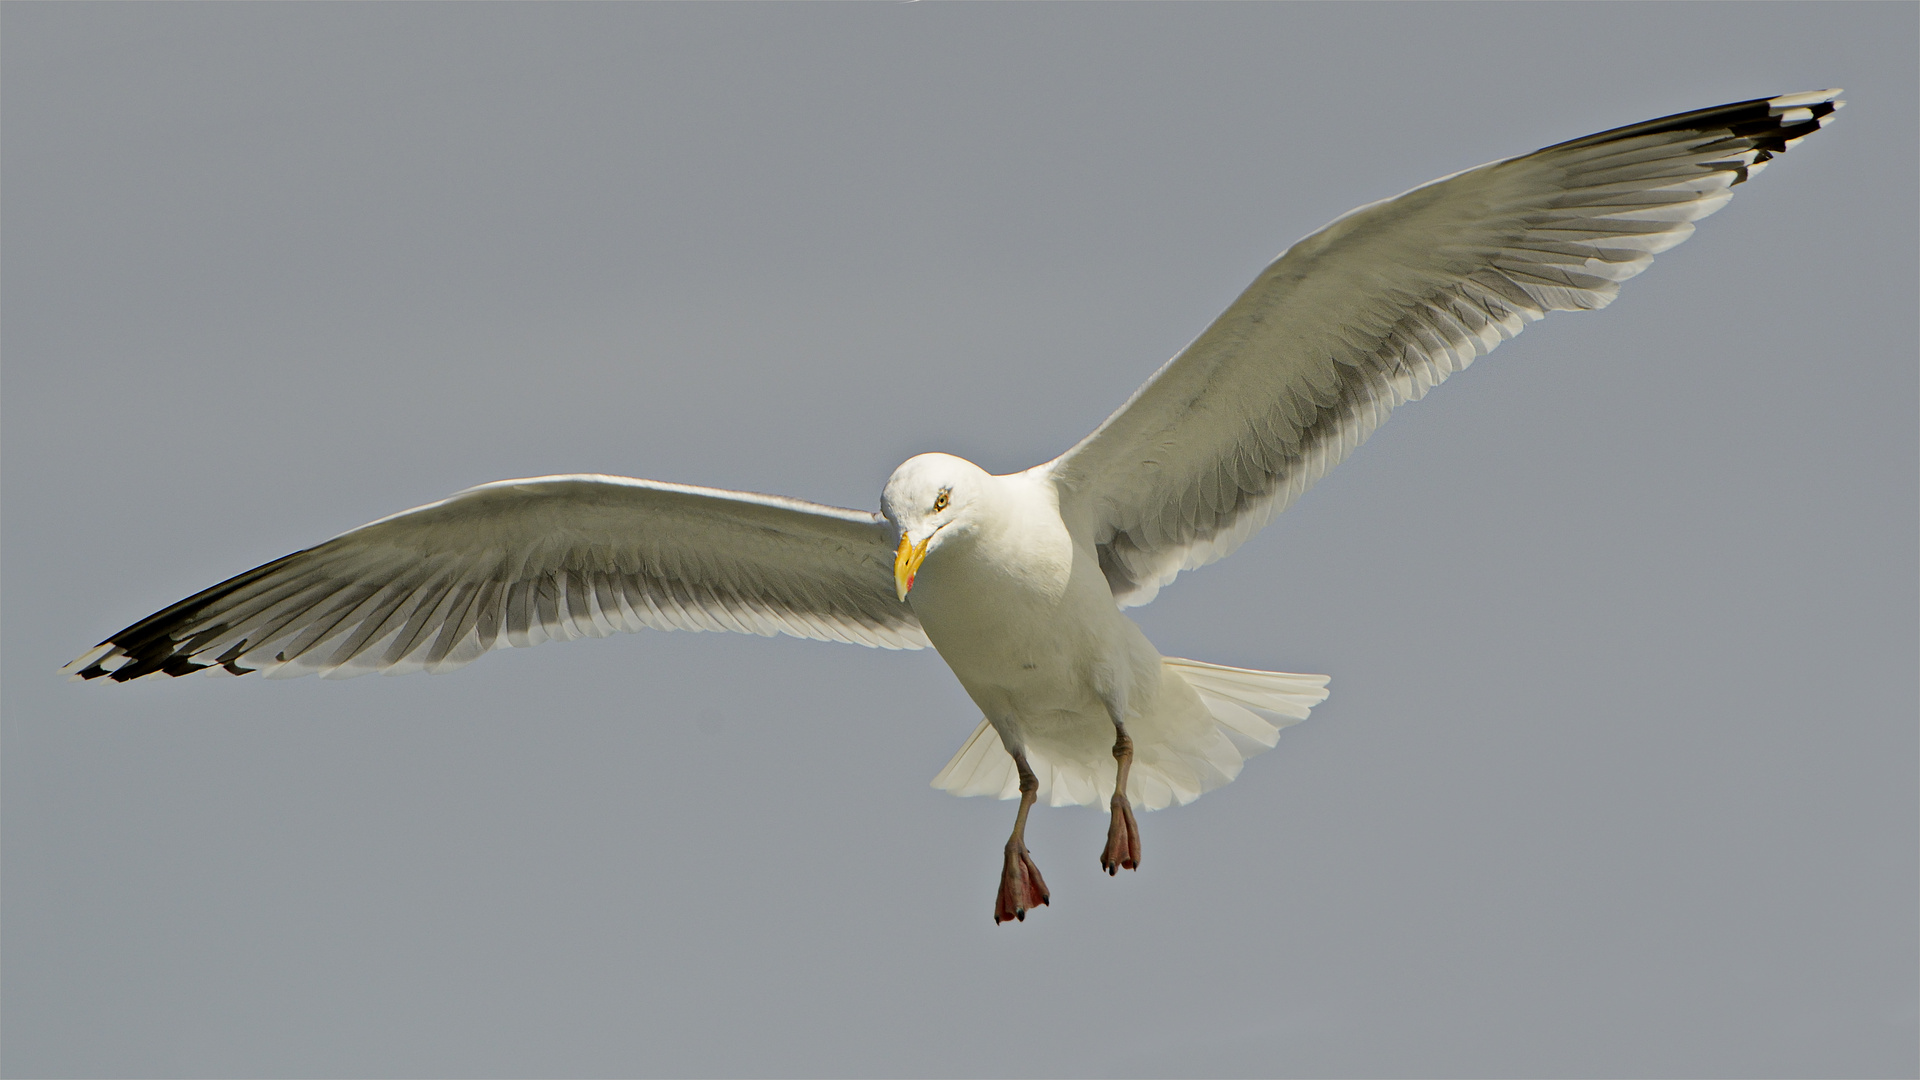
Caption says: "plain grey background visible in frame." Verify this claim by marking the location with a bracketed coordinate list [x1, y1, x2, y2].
[4, 4, 1914, 1077]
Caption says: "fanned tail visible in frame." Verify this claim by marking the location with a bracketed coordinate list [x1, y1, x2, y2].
[1162, 657, 1329, 755]
[930, 717, 1017, 799]
[931, 657, 1329, 808]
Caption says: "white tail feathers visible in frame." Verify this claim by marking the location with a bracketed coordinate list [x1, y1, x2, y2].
[928, 720, 1014, 800]
[931, 657, 1329, 811]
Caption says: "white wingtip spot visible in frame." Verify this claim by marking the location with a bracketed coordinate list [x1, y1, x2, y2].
[1768, 88, 1843, 110]
[62, 643, 120, 680]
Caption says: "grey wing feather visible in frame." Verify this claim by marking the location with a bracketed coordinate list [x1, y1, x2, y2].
[1044, 91, 1842, 606]
[66, 474, 926, 681]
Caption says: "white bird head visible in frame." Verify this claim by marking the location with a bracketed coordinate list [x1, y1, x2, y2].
[881, 453, 989, 601]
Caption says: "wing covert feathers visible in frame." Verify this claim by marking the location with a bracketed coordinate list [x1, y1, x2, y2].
[1046, 91, 1842, 606]
[66, 475, 927, 682]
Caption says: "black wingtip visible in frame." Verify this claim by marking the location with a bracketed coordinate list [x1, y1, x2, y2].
[65, 547, 314, 683]
[1541, 90, 1843, 156]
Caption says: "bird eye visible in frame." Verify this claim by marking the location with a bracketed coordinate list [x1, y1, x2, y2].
[932, 490, 950, 512]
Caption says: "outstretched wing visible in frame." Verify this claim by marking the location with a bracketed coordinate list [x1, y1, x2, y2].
[67, 474, 926, 681]
[1045, 90, 1842, 606]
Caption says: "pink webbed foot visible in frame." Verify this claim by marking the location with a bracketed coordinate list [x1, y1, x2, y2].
[1101, 793, 1141, 875]
[995, 842, 1051, 924]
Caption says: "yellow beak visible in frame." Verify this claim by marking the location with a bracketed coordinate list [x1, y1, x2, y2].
[894, 532, 932, 602]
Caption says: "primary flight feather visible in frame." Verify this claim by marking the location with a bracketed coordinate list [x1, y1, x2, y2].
[68, 91, 1842, 923]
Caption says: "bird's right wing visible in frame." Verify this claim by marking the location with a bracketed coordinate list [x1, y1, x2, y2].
[1044, 91, 1842, 606]
[67, 474, 927, 682]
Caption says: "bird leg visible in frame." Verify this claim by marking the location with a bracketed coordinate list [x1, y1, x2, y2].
[995, 749, 1050, 924]
[1101, 723, 1141, 874]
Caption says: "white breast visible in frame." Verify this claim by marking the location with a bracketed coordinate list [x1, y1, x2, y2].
[905, 470, 1129, 727]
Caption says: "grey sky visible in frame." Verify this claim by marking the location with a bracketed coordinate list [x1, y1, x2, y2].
[4, 4, 1914, 1077]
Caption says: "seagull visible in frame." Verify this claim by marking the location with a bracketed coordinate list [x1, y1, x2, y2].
[67, 91, 1842, 923]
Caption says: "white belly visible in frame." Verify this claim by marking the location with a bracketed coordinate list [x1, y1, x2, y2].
[893, 466, 1310, 813]
[905, 482, 1164, 752]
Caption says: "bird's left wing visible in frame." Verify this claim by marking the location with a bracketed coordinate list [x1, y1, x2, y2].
[1044, 91, 1842, 606]
[66, 474, 926, 682]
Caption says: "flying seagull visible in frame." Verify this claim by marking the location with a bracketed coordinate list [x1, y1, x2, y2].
[67, 91, 1842, 923]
